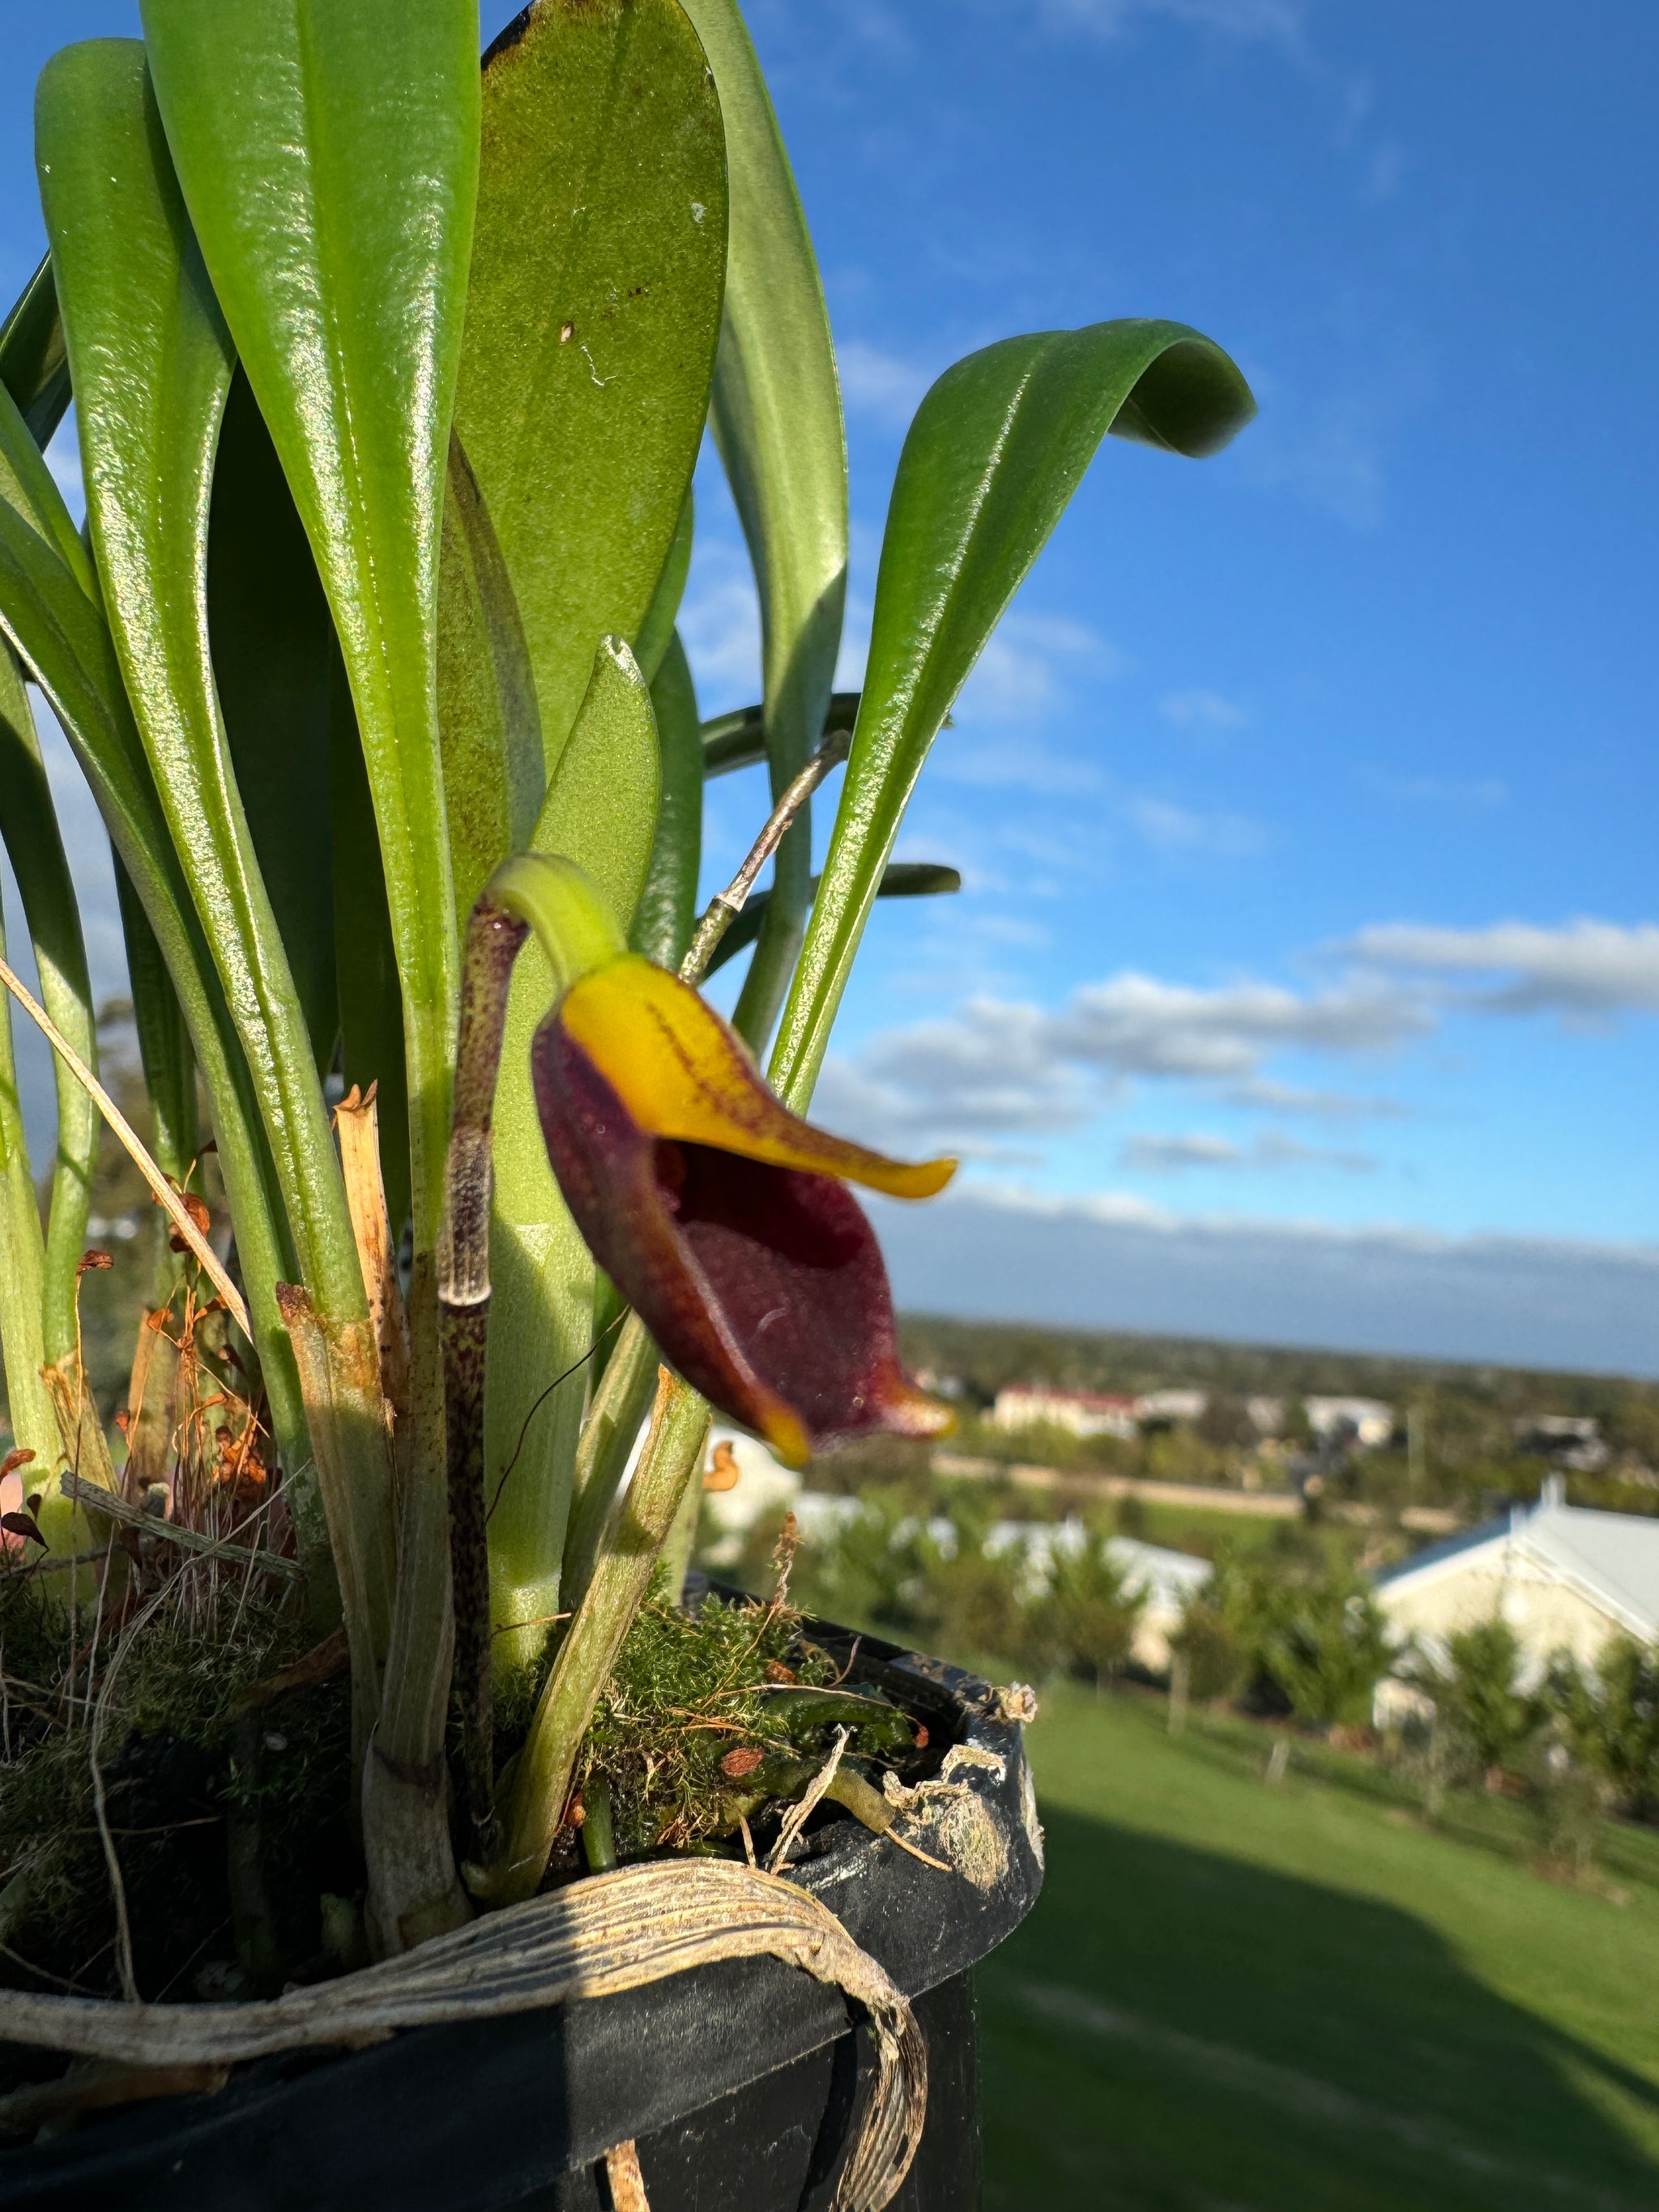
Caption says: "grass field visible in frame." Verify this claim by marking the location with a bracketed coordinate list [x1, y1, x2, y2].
[979, 1686, 1659, 2210]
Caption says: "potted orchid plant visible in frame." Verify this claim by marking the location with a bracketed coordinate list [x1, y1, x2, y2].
[0, 0, 1252, 2201]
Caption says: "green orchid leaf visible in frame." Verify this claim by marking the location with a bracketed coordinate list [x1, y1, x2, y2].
[0, 433, 305, 1468]
[331, 658, 411, 1248]
[38, 40, 362, 1328]
[701, 688, 860, 781]
[0, 256, 70, 449]
[0, 331, 93, 596]
[771, 319, 1256, 1109]
[680, 0, 847, 1052]
[633, 485, 694, 689]
[438, 430, 544, 931]
[141, 0, 480, 1255]
[0, 638, 98, 1370]
[208, 371, 339, 1075]
[630, 629, 703, 971]
[485, 634, 660, 1677]
[456, 0, 726, 776]
[704, 859, 961, 979]
[0, 646, 66, 1467]
[113, 852, 197, 1190]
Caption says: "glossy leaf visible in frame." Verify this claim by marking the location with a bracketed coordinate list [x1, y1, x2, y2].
[484, 636, 659, 1676]
[208, 371, 339, 1073]
[0, 256, 70, 449]
[141, 0, 480, 1254]
[38, 40, 363, 1327]
[704, 860, 961, 979]
[701, 688, 859, 780]
[0, 326, 93, 595]
[331, 663, 411, 1247]
[456, 0, 726, 773]
[681, 0, 847, 1051]
[437, 431, 544, 929]
[633, 485, 694, 688]
[113, 854, 197, 1189]
[0, 402, 305, 1460]
[0, 649, 62, 1468]
[771, 320, 1256, 1109]
[630, 629, 703, 971]
[0, 638, 98, 1368]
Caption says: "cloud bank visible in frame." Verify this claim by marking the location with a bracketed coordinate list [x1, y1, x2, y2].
[872, 1185, 1659, 1377]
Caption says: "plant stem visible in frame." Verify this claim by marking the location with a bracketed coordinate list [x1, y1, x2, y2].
[679, 727, 849, 988]
[478, 1368, 710, 1906]
[437, 900, 528, 1869]
[363, 1252, 470, 1955]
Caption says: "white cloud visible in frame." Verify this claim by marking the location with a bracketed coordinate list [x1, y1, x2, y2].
[937, 736, 1107, 797]
[1238, 393, 1388, 531]
[872, 1185, 1659, 1377]
[1054, 971, 1425, 1076]
[837, 339, 935, 429]
[1351, 918, 1659, 1018]
[1159, 688, 1248, 731]
[1035, 0, 1304, 49]
[1363, 769, 1506, 808]
[677, 543, 761, 711]
[818, 969, 1426, 1156]
[1126, 796, 1266, 859]
[816, 998, 1094, 1156]
[954, 611, 1124, 725]
[1226, 1076, 1409, 1122]
[1122, 1131, 1375, 1174]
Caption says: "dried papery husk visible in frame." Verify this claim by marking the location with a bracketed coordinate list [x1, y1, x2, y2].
[0, 1859, 925, 2212]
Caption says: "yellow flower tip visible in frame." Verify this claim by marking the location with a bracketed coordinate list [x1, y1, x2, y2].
[757, 1404, 812, 1471]
[560, 959, 960, 1204]
[898, 1386, 957, 1443]
[873, 1153, 957, 1203]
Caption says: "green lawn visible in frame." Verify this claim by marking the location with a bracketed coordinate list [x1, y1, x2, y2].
[979, 1686, 1659, 2210]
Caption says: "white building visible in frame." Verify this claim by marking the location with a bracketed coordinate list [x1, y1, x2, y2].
[983, 1516, 1212, 1672]
[990, 1384, 1140, 1441]
[1134, 1389, 1208, 1426]
[1304, 1396, 1395, 1449]
[1373, 1479, 1659, 1681]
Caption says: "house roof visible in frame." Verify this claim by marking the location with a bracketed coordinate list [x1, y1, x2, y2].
[1374, 1492, 1659, 1642]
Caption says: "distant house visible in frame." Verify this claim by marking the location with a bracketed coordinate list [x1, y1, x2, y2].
[1304, 1396, 1394, 1449]
[990, 1384, 1140, 1441]
[1373, 1478, 1659, 1680]
[1133, 1388, 1208, 1428]
[1513, 1414, 1610, 1473]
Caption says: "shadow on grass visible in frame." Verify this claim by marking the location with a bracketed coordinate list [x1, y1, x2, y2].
[979, 1802, 1659, 2212]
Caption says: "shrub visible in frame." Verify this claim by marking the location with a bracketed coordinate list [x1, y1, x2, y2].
[1429, 1617, 1537, 1782]
[1170, 1594, 1250, 1704]
[1551, 1637, 1659, 1819]
[1022, 1541, 1143, 1688]
[1225, 1561, 1395, 1728]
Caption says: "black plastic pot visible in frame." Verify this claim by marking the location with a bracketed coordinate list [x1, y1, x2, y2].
[2, 1622, 1042, 2210]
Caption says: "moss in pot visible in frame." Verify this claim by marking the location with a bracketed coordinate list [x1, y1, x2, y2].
[0, 1, 1253, 2201]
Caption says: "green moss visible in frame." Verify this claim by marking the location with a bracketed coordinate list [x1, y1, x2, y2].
[0, 1578, 351, 1997]
[576, 1592, 927, 1858]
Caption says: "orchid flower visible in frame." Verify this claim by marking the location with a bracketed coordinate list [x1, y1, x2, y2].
[475, 855, 955, 1467]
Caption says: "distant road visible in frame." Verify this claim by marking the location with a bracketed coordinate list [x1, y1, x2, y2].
[932, 1451, 1459, 1534]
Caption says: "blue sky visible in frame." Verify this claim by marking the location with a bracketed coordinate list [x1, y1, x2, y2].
[4, 1, 1658, 1369]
